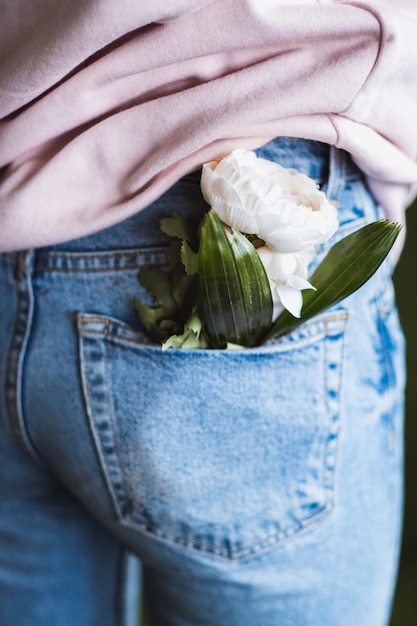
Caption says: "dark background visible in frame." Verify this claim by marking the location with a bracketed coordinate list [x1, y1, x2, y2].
[391, 198, 417, 625]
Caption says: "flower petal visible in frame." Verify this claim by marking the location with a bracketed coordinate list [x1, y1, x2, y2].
[274, 284, 304, 318]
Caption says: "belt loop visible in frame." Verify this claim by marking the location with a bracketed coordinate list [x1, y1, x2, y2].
[326, 146, 345, 203]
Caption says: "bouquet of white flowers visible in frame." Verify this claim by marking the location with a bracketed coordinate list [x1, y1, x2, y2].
[134, 150, 401, 350]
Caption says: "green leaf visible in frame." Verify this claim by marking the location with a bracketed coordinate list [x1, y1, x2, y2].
[246, 233, 266, 249]
[198, 211, 273, 347]
[134, 213, 203, 344]
[181, 240, 199, 275]
[262, 220, 401, 343]
[133, 296, 179, 342]
[230, 228, 274, 336]
[162, 309, 209, 350]
[160, 215, 199, 248]
[171, 273, 199, 316]
[164, 239, 182, 271]
[137, 266, 176, 311]
[135, 264, 198, 343]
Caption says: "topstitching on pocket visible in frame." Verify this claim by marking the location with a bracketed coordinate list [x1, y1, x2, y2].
[78, 310, 348, 560]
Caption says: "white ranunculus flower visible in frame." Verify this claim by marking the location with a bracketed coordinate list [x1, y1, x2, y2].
[201, 149, 338, 253]
[257, 246, 316, 319]
[201, 149, 339, 318]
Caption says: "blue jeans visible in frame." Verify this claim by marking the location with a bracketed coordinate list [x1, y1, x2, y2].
[0, 139, 405, 625]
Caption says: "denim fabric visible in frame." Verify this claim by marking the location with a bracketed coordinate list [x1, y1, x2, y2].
[0, 138, 405, 625]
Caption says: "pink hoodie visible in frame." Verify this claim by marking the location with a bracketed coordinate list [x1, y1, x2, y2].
[0, 0, 416, 251]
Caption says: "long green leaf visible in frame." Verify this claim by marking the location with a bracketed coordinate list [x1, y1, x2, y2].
[199, 211, 273, 347]
[229, 228, 273, 341]
[262, 220, 401, 343]
[199, 211, 248, 347]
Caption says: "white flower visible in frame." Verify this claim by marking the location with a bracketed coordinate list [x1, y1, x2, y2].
[257, 246, 315, 319]
[201, 149, 338, 252]
[201, 149, 339, 318]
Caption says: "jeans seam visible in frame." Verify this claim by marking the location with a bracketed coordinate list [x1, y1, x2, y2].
[78, 321, 131, 520]
[117, 550, 141, 626]
[33, 248, 168, 272]
[4, 251, 45, 465]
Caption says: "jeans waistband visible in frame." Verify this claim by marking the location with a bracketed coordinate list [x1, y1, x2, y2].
[4, 138, 366, 267]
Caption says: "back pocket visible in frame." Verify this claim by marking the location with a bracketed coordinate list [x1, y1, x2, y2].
[78, 310, 348, 560]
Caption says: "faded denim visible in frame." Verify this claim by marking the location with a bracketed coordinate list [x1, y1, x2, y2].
[0, 139, 405, 625]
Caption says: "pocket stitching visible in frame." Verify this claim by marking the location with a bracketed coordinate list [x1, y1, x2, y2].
[78, 311, 348, 353]
[78, 310, 348, 560]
